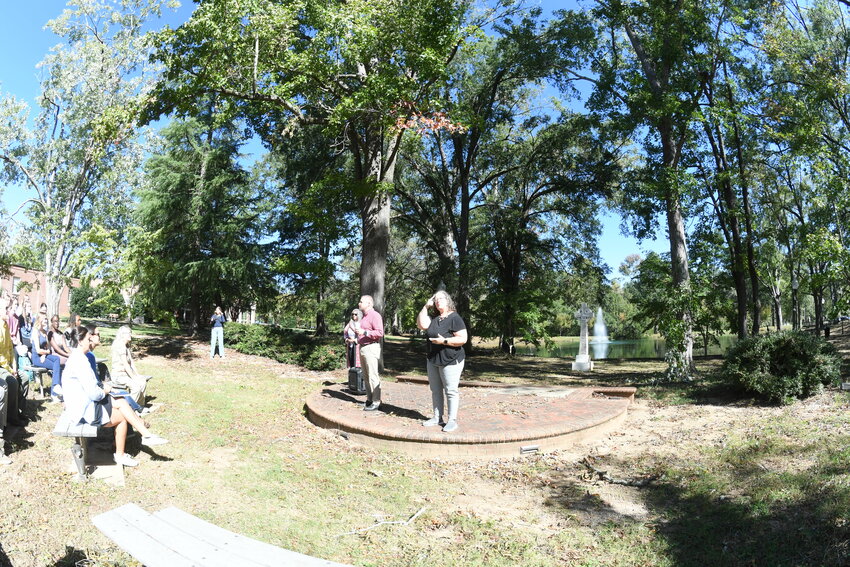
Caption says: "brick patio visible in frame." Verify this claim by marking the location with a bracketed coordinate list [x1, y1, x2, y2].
[306, 380, 636, 458]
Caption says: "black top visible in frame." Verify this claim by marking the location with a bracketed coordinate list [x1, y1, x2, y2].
[426, 311, 466, 366]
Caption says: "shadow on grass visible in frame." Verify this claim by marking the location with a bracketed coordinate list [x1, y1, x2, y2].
[543, 447, 850, 566]
[137, 336, 195, 359]
[52, 545, 87, 567]
[641, 477, 849, 565]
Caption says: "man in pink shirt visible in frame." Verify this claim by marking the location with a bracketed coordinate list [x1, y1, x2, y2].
[356, 295, 384, 411]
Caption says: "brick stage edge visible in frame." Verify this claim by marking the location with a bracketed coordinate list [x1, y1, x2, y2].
[306, 380, 636, 459]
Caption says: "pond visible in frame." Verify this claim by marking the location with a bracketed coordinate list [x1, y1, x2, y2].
[517, 335, 738, 359]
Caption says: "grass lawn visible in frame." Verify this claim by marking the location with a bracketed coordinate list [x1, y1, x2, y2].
[0, 327, 848, 566]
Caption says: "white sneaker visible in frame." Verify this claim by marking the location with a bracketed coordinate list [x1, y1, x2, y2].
[0, 454, 12, 465]
[113, 453, 138, 467]
[141, 435, 169, 447]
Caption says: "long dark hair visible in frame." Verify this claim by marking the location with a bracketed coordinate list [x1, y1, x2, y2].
[64, 325, 91, 348]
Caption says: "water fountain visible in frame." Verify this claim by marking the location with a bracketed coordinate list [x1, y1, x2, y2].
[590, 306, 610, 359]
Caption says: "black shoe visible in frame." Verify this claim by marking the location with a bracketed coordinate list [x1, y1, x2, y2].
[364, 402, 381, 411]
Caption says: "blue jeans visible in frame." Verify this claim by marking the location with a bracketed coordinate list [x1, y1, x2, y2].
[32, 352, 62, 389]
[210, 327, 224, 358]
[426, 358, 464, 422]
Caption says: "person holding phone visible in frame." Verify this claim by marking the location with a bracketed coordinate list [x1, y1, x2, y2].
[210, 306, 226, 359]
[416, 290, 467, 433]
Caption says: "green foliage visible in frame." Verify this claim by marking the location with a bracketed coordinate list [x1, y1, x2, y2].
[722, 331, 841, 405]
[0, 1, 162, 312]
[135, 117, 277, 330]
[226, 323, 345, 371]
[70, 282, 124, 318]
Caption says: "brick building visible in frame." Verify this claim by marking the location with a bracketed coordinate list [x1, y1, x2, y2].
[0, 265, 80, 317]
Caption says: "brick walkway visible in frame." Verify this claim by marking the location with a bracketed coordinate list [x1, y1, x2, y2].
[306, 381, 636, 458]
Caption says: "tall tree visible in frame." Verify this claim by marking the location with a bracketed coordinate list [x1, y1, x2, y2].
[556, 0, 717, 375]
[394, 11, 576, 322]
[136, 117, 275, 334]
[145, 0, 470, 315]
[257, 129, 358, 336]
[0, 0, 164, 313]
[472, 116, 613, 349]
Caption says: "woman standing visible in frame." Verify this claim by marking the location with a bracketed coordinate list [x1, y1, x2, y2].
[63, 325, 167, 468]
[32, 313, 62, 401]
[343, 309, 362, 368]
[416, 291, 468, 433]
[210, 306, 226, 359]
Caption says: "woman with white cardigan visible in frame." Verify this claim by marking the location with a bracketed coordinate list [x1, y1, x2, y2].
[62, 325, 167, 467]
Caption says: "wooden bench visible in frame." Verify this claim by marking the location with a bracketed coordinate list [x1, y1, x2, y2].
[92, 503, 352, 567]
[107, 313, 120, 322]
[53, 410, 101, 481]
[22, 365, 50, 398]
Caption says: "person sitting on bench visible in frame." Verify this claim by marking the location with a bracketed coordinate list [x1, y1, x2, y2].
[32, 314, 62, 402]
[86, 325, 142, 413]
[62, 325, 168, 468]
[48, 314, 72, 366]
[110, 326, 150, 409]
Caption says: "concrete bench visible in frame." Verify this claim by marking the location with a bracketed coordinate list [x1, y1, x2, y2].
[23, 366, 51, 398]
[53, 410, 101, 481]
[93, 503, 352, 567]
[107, 313, 120, 322]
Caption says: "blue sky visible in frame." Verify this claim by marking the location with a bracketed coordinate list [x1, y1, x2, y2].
[0, 0, 667, 276]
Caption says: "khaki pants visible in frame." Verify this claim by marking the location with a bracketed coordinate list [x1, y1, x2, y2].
[359, 342, 381, 403]
[112, 373, 146, 408]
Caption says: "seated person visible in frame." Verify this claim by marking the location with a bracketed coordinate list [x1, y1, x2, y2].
[62, 325, 167, 468]
[0, 305, 23, 459]
[84, 326, 141, 413]
[17, 298, 34, 350]
[15, 299, 34, 387]
[110, 326, 150, 409]
[32, 314, 62, 401]
[48, 314, 72, 366]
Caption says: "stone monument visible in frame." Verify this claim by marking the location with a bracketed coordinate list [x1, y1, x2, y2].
[572, 302, 594, 371]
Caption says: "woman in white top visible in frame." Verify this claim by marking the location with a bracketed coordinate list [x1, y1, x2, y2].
[62, 325, 168, 468]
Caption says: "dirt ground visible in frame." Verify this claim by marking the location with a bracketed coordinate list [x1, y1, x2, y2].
[382, 332, 850, 538]
[1, 331, 847, 566]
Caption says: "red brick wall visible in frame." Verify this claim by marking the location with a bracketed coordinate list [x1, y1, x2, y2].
[0, 265, 80, 318]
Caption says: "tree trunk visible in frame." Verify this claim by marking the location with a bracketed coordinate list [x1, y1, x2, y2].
[189, 282, 200, 338]
[359, 190, 390, 315]
[315, 282, 327, 337]
[660, 122, 694, 371]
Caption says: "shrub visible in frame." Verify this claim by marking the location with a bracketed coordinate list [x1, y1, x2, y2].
[226, 322, 345, 371]
[722, 331, 841, 405]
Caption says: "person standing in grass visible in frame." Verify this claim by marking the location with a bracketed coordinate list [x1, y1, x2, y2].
[356, 295, 383, 411]
[63, 325, 167, 468]
[417, 290, 467, 433]
[210, 306, 226, 359]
